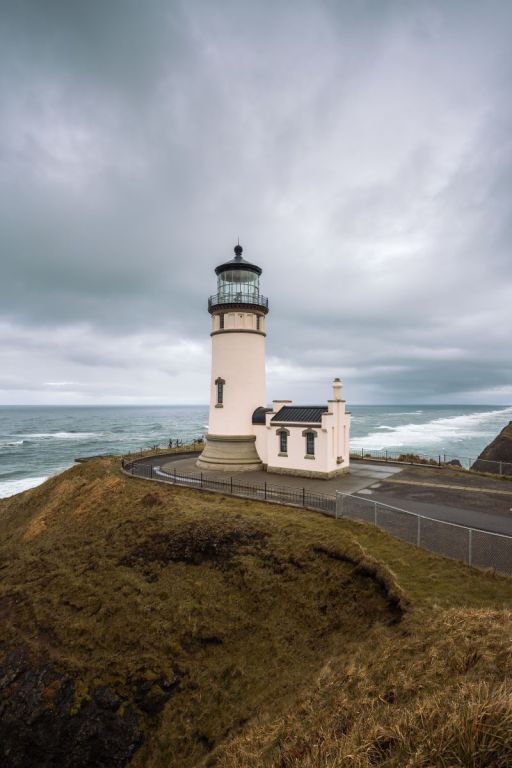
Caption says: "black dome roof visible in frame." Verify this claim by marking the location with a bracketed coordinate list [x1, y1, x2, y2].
[215, 244, 262, 276]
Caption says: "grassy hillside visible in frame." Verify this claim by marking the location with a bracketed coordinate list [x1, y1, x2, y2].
[0, 458, 511, 767]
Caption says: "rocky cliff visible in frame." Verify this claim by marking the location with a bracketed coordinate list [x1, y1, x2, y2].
[472, 420, 512, 474]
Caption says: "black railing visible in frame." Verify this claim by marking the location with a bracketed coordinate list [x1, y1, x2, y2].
[122, 458, 335, 516]
[350, 448, 512, 476]
[208, 292, 269, 312]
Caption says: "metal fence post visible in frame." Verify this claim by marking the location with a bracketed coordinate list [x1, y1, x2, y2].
[200, 472, 203, 488]
[230, 476, 233, 495]
[174, 468, 176, 483]
[468, 528, 473, 566]
[499, 462, 503, 476]
[374, 501, 377, 525]
[302, 487, 305, 507]
[416, 514, 421, 547]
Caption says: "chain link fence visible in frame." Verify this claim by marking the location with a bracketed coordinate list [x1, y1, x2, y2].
[350, 447, 512, 476]
[122, 457, 512, 576]
[336, 493, 512, 576]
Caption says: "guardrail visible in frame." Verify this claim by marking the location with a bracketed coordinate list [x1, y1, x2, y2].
[350, 447, 512, 477]
[122, 456, 512, 576]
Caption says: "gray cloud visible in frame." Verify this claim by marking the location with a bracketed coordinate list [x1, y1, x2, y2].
[0, 0, 511, 404]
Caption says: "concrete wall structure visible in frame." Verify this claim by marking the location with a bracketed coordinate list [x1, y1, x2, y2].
[265, 380, 351, 478]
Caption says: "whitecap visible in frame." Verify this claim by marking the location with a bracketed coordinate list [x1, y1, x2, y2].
[0, 439, 25, 448]
[351, 406, 512, 453]
[21, 432, 100, 440]
[0, 476, 48, 498]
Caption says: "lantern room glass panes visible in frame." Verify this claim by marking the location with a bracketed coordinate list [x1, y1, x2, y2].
[217, 269, 259, 302]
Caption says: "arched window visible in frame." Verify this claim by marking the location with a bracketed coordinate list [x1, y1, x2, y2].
[276, 428, 289, 456]
[302, 429, 317, 457]
[215, 377, 225, 406]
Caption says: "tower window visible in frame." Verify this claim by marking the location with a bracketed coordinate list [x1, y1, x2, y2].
[219, 313, 224, 329]
[256, 315, 261, 330]
[215, 377, 225, 405]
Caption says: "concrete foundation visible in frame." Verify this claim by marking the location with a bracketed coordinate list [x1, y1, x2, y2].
[196, 433, 263, 472]
[266, 464, 350, 479]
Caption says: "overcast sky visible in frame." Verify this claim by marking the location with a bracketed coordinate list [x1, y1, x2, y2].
[1, 0, 511, 406]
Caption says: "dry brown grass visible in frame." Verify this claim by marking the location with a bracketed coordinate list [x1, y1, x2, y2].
[1, 458, 511, 767]
[213, 609, 512, 767]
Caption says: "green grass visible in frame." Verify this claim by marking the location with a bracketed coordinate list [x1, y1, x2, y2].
[1, 458, 511, 768]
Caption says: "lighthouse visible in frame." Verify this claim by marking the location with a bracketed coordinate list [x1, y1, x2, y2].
[197, 244, 269, 471]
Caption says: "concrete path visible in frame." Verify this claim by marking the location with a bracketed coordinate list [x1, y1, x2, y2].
[158, 454, 403, 496]
[135, 453, 512, 536]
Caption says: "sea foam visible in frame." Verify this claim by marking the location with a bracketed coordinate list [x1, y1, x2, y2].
[351, 406, 512, 453]
[0, 476, 49, 498]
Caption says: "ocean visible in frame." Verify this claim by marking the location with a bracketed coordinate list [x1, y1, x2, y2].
[0, 404, 511, 498]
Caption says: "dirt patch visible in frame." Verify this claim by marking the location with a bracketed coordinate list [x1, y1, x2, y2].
[120, 520, 267, 568]
[313, 543, 408, 622]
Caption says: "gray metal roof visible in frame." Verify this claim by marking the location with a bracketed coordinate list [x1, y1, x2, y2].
[271, 406, 329, 424]
[215, 244, 262, 276]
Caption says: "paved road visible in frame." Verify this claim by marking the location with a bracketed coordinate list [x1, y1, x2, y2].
[358, 492, 512, 536]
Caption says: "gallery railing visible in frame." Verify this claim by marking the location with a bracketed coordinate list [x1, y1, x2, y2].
[208, 292, 269, 311]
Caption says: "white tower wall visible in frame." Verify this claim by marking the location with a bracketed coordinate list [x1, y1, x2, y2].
[208, 312, 266, 436]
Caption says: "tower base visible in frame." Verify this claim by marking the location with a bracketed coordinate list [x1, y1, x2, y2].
[196, 434, 263, 472]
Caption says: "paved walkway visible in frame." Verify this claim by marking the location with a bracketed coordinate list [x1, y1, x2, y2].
[158, 454, 403, 495]
[134, 453, 512, 536]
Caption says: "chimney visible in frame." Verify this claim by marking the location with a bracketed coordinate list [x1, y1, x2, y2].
[332, 378, 342, 401]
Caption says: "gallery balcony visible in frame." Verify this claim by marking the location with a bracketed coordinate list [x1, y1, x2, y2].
[208, 292, 269, 314]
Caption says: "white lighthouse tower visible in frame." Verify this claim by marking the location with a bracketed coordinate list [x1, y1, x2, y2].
[197, 244, 269, 471]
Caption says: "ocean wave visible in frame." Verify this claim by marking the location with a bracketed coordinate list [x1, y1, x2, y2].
[0, 439, 25, 447]
[0, 476, 48, 498]
[351, 406, 512, 452]
[20, 432, 101, 440]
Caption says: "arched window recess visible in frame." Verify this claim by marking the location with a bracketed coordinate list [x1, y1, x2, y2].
[276, 427, 290, 456]
[302, 428, 317, 458]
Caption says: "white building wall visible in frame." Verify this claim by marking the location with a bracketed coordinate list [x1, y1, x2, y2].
[253, 424, 267, 464]
[265, 380, 351, 477]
